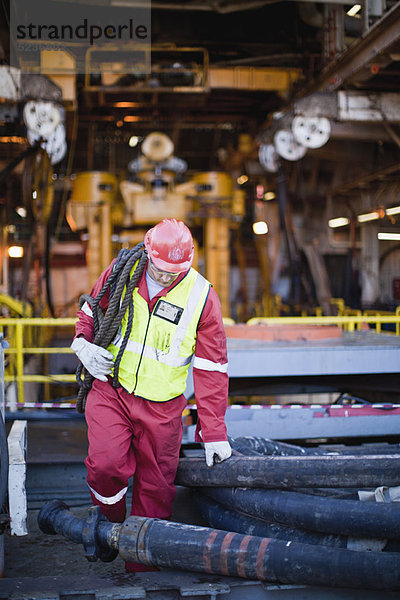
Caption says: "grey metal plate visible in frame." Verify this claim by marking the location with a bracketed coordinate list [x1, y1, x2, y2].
[226, 331, 400, 377]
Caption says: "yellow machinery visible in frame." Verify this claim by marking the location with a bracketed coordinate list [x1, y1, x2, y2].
[67, 133, 245, 316]
[120, 132, 192, 225]
[192, 172, 245, 316]
[67, 171, 123, 288]
[120, 133, 246, 316]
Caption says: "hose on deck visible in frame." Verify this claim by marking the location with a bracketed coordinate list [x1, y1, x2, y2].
[199, 486, 400, 539]
[38, 499, 400, 590]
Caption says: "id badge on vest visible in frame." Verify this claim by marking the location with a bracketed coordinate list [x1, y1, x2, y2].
[154, 300, 183, 325]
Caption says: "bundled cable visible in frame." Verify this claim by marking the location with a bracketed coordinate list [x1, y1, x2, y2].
[75, 243, 148, 413]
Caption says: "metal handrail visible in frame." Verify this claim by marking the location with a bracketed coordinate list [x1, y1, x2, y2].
[246, 314, 400, 330]
[0, 318, 76, 406]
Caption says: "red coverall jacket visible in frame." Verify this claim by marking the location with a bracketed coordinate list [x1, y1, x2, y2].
[75, 260, 229, 443]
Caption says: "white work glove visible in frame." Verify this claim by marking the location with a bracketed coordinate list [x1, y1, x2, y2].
[204, 441, 232, 468]
[71, 337, 114, 382]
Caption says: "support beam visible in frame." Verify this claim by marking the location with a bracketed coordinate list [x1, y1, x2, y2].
[301, 2, 400, 93]
[331, 161, 400, 195]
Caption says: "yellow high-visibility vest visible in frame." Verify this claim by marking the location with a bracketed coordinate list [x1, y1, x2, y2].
[107, 264, 211, 401]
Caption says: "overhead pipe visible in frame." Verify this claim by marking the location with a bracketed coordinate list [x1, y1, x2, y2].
[38, 500, 400, 590]
[298, 3, 362, 35]
[202, 487, 400, 539]
[176, 455, 400, 489]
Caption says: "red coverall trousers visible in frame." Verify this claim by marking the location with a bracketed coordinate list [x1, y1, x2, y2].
[84, 378, 187, 571]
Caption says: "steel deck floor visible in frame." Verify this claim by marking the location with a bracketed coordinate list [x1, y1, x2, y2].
[226, 330, 400, 377]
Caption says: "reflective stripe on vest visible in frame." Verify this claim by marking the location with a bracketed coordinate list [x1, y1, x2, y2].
[108, 266, 211, 400]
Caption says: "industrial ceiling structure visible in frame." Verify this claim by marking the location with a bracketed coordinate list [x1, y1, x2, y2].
[1, 1, 398, 168]
[1, 0, 400, 315]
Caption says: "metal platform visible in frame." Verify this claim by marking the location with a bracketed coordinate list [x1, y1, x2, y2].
[227, 331, 400, 378]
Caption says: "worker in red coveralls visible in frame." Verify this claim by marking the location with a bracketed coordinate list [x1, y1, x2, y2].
[71, 218, 231, 573]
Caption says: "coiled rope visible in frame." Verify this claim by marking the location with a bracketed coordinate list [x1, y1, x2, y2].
[75, 243, 148, 413]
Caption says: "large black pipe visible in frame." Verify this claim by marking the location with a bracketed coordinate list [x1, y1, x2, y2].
[38, 500, 400, 590]
[196, 493, 400, 553]
[202, 487, 400, 539]
[176, 455, 400, 488]
[195, 493, 350, 548]
[38, 500, 119, 562]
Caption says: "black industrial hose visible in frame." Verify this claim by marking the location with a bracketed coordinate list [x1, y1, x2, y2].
[75, 243, 147, 413]
[176, 455, 400, 489]
[39, 500, 117, 562]
[194, 493, 350, 548]
[231, 435, 400, 457]
[201, 486, 400, 539]
[230, 436, 307, 456]
[196, 491, 400, 554]
[38, 500, 400, 590]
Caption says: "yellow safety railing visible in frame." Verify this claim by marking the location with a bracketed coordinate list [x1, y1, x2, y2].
[330, 298, 346, 314]
[363, 308, 400, 335]
[246, 314, 400, 333]
[0, 318, 77, 407]
[2, 313, 400, 407]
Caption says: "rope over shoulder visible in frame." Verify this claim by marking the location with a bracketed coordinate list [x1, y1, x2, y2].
[75, 243, 148, 413]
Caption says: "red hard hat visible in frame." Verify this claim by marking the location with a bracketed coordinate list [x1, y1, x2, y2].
[144, 218, 194, 273]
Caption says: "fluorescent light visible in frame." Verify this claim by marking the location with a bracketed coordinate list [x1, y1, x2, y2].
[253, 221, 268, 235]
[264, 191, 276, 201]
[128, 136, 140, 147]
[114, 102, 140, 108]
[386, 205, 400, 216]
[357, 211, 380, 223]
[16, 207, 27, 218]
[8, 245, 24, 258]
[328, 217, 350, 228]
[378, 232, 400, 241]
[347, 4, 361, 16]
